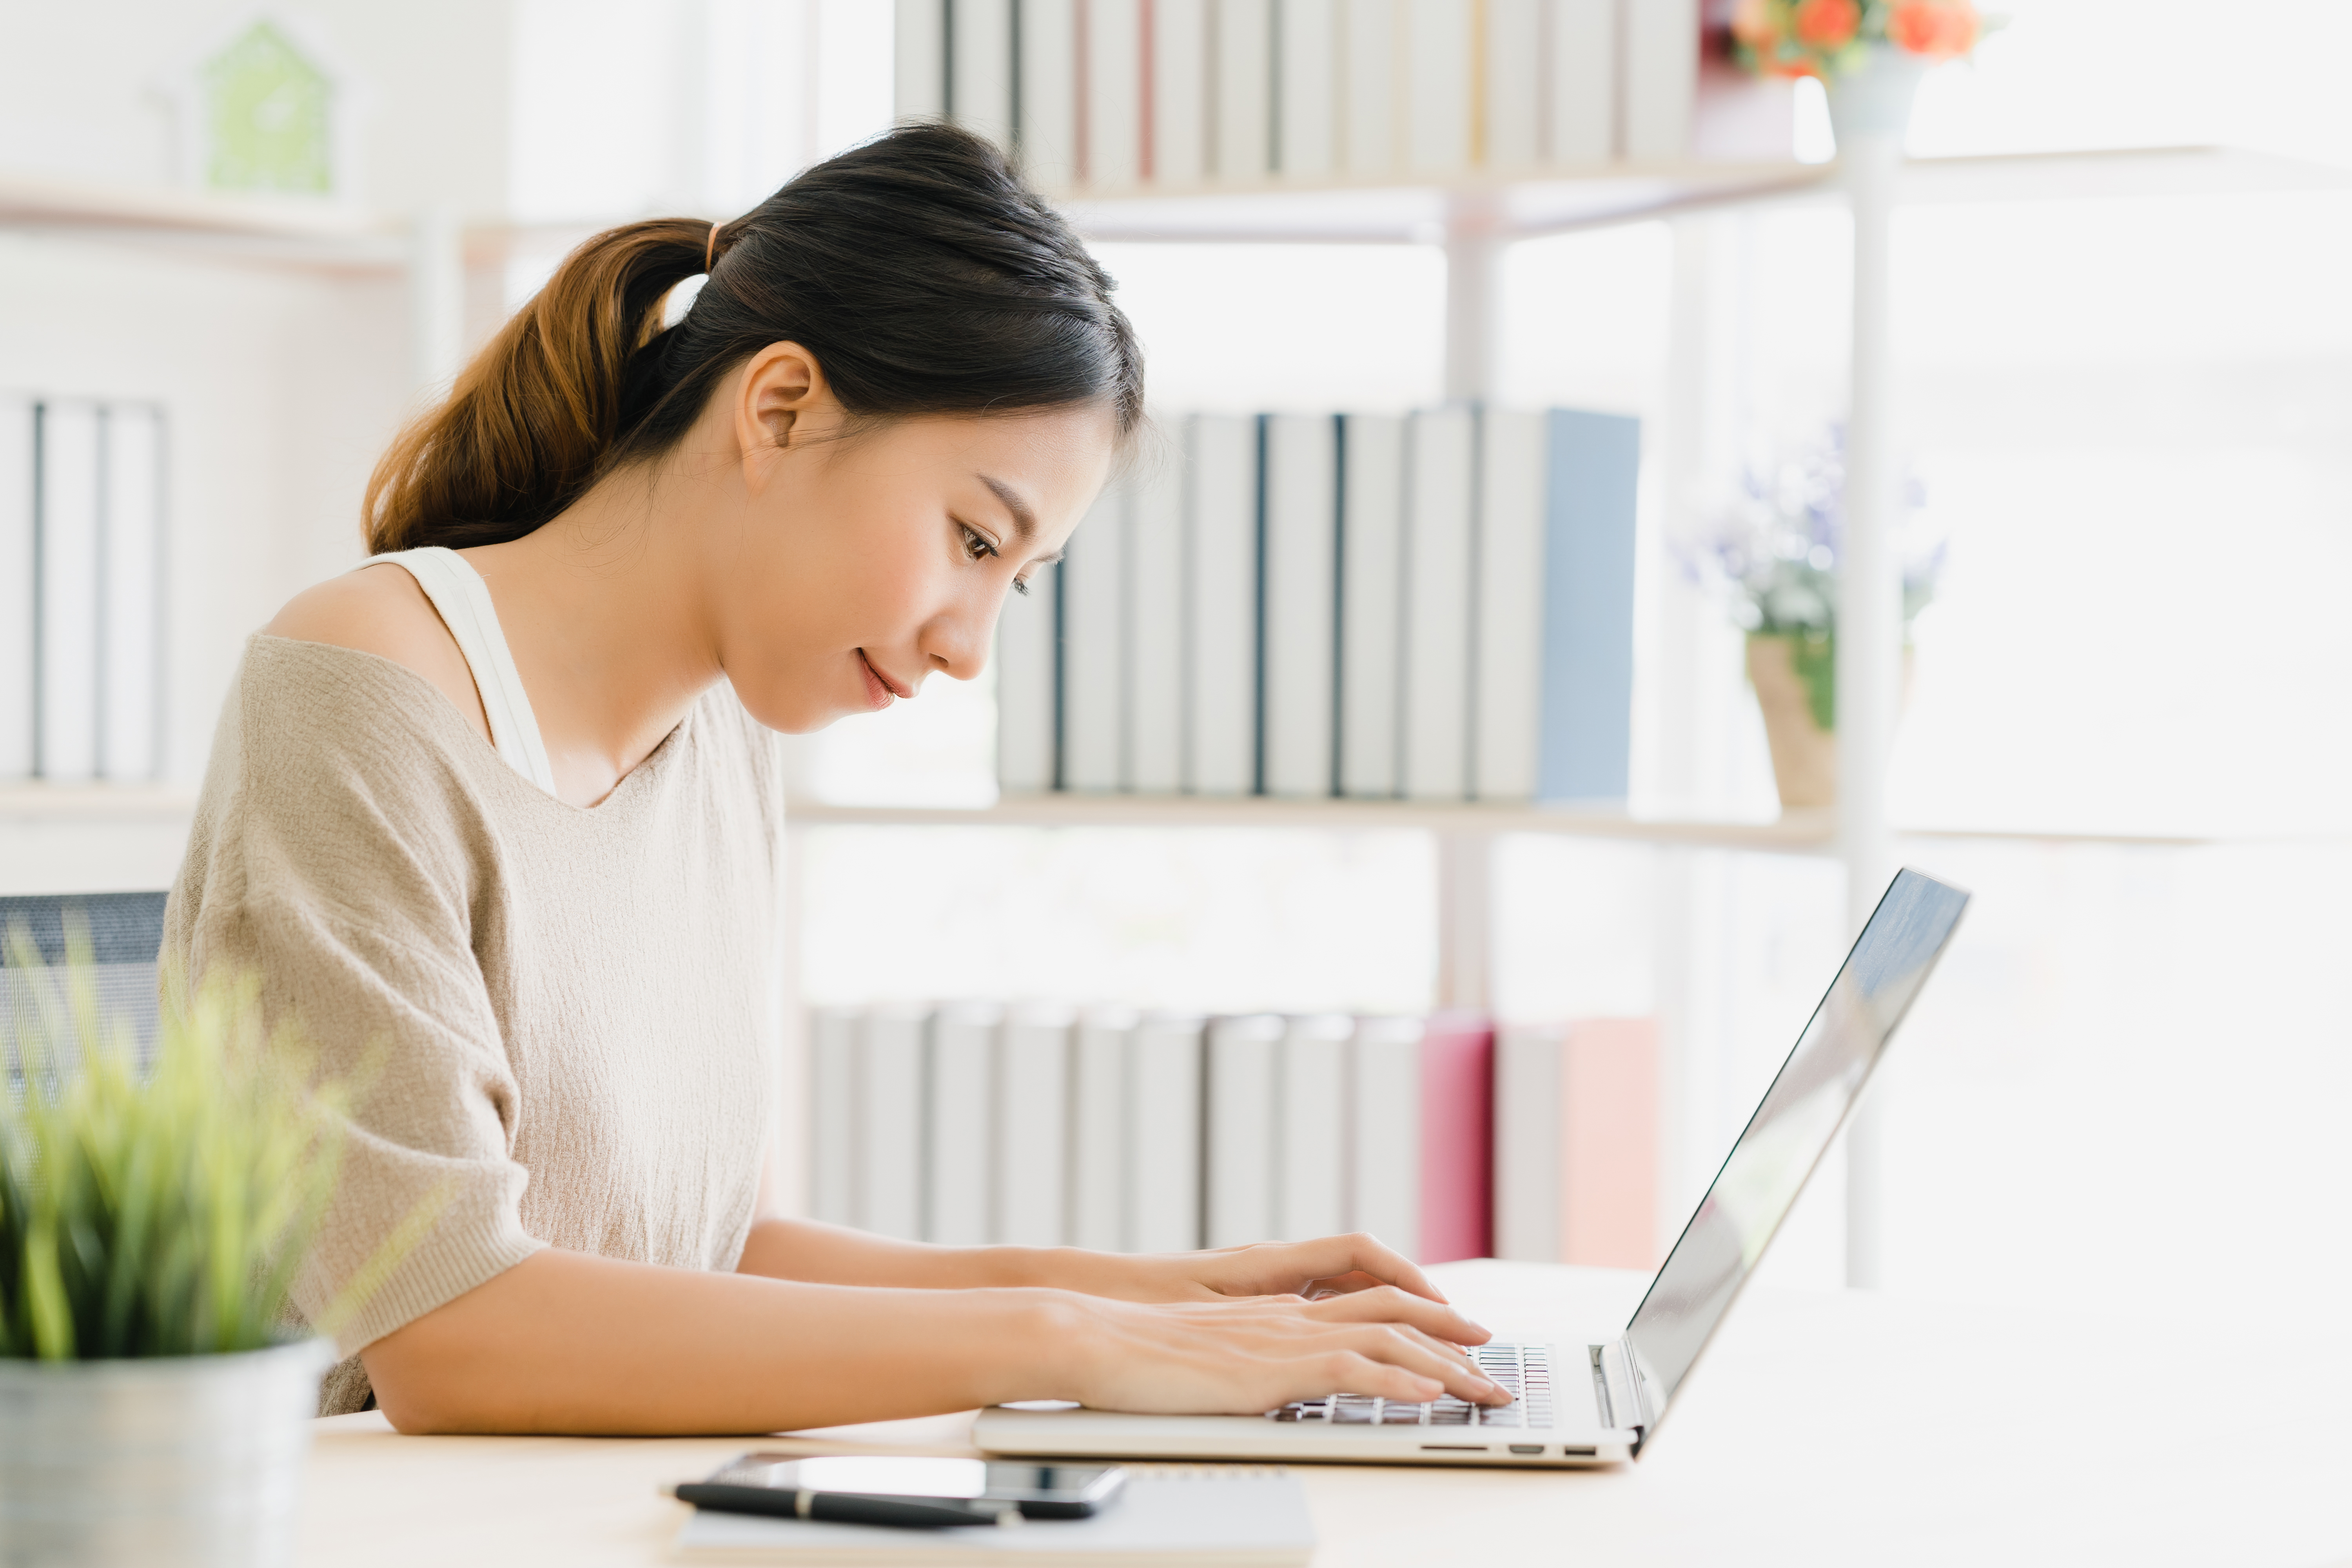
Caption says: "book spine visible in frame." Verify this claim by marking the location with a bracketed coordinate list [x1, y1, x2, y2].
[1337, 413, 1404, 799]
[1335, 0, 1397, 176]
[1128, 1011, 1205, 1250]
[1400, 406, 1474, 801]
[855, 1006, 929, 1240]
[950, 0, 1018, 150]
[1018, 0, 1080, 186]
[35, 401, 98, 783]
[1546, 0, 1615, 163]
[994, 544, 1060, 795]
[1417, 1011, 1494, 1264]
[1275, 1014, 1349, 1240]
[1346, 1016, 1423, 1258]
[1205, 1014, 1282, 1245]
[1492, 1021, 1565, 1262]
[1060, 479, 1129, 792]
[1483, 0, 1542, 169]
[1561, 1018, 1659, 1267]
[997, 1005, 1074, 1245]
[1259, 413, 1338, 799]
[1086, 0, 1146, 186]
[1274, 0, 1336, 177]
[808, 1007, 860, 1226]
[1152, 0, 1210, 185]
[98, 405, 161, 782]
[1401, 0, 1471, 174]
[1211, 0, 1273, 180]
[1125, 437, 1187, 792]
[925, 1003, 1001, 1245]
[1184, 414, 1260, 796]
[1537, 408, 1640, 802]
[1472, 407, 1548, 802]
[895, 0, 948, 119]
[0, 398, 33, 780]
[1620, 0, 1696, 159]
[1069, 1007, 1138, 1249]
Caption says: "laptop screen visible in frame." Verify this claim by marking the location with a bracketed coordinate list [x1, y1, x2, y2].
[1623, 869, 1970, 1416]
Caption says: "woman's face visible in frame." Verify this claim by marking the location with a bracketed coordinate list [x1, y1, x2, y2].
[705, 349, 1116, 734]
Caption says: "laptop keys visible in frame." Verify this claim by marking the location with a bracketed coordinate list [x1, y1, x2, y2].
[1260, 1343, 1552, 1429]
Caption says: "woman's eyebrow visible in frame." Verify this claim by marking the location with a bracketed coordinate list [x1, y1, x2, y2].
[978, 474, 1038, 541]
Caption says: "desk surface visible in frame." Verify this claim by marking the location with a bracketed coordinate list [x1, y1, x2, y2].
[297, 1262, 2352, 1568]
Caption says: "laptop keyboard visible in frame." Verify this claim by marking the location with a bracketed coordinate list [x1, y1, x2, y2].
[1265, 1343, 1553, 1429]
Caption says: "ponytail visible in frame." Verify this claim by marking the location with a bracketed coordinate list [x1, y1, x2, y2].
[365, 125, 1143, 554]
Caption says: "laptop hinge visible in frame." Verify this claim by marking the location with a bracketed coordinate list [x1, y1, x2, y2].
[1589, 1338, 1653, 1435]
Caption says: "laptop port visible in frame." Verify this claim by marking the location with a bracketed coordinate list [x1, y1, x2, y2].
[1559, 1446, 1597, 1457]
[1418, 1445, 1487, 1452]
[1508, 1445, 1544, 1455]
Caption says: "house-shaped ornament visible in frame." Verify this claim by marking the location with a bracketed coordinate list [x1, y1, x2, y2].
[165, 13, 356, 201]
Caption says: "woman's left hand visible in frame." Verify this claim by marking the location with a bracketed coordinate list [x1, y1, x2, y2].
[1036, 1233, 1468, 1319]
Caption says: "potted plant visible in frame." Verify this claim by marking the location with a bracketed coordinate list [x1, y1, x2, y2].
[0, 942, 413, 1568]
[1676, 428, 1945, 811]
[1729, 0, 1994, 143]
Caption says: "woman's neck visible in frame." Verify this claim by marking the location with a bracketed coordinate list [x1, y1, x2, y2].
[461, 474, 729, 808]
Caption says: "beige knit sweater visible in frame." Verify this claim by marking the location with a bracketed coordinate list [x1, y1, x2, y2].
[165, 635, 781, 1415]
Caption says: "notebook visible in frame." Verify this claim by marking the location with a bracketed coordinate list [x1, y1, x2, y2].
[671, 1464, 1313, 1566]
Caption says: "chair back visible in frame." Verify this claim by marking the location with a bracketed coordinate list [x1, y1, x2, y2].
[0, 892, 172, 1063]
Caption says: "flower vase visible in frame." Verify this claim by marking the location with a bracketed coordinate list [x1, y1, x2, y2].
[1826, 45, 1929, 148]
[1747, 634, 1837, 810]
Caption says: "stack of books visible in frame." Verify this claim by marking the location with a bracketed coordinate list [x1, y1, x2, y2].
[998, 405, 1640, 804]
[808, 1005, 1659, 1267]
[0, 397, 167, 784]
[896, 0, 1783, 187]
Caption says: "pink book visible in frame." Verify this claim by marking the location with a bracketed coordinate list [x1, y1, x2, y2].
[1417, 1013, 1494, 1264]
[1560, 1018, 1659, 1270]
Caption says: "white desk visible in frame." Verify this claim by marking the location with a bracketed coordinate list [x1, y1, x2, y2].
[296, 1262, 2352, 1566]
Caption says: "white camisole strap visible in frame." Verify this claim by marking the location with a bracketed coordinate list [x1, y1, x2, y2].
[370, 547, 561, 797]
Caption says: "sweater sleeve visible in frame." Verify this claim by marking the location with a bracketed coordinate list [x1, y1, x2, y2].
[167, 640, 546, 1356]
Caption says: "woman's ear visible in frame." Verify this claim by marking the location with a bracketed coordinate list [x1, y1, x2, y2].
[736, 343, 829, 492]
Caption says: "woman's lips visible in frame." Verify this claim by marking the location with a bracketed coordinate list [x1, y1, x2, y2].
[857, 650, 905, 709]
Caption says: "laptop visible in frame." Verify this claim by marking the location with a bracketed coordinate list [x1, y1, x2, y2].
[975, 867, 1970, 1468]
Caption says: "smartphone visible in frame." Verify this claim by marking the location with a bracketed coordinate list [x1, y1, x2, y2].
[673, 1454, 1127, 1530]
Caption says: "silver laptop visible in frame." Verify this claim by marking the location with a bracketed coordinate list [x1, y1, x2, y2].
[976, 868, 1970, 1468]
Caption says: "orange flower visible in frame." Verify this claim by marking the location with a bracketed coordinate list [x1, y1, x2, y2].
[1731, 0, 1781, 48]
[1886, 0, 1981, 58]
[1793, 0, 1860, 47]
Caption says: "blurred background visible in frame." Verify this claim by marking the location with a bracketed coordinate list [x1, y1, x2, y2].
[2, 1, 2347, 1329]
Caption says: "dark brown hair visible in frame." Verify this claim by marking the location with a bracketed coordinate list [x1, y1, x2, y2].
[365, 123, 1143, 553]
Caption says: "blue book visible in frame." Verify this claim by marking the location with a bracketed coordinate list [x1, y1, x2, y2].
[1537, 409, 1641, 802]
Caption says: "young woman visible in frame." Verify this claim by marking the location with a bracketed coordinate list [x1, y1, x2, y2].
[164, 126, 1508, 1434]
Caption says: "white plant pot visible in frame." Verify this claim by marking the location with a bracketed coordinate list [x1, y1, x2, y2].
[1827, 46, 1929, 145]
[0, 1338, 332, 1568]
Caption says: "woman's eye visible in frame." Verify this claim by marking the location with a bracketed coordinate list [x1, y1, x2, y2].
[959, 524, 999, 563]
[1010, 577, 1031, 598]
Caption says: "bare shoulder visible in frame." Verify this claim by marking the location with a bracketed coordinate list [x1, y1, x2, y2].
[264, 564, 490, 742]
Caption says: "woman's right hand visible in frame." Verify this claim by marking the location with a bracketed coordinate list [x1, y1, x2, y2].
[1037, 1285, 1513, 1416]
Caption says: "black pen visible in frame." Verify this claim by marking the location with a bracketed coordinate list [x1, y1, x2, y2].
[668, 1482, 1025, 1530]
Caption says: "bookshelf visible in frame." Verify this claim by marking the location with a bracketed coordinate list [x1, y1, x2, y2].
[13, 101, 2337, 1270]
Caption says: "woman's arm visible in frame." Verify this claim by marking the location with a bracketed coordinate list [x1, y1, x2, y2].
[363, 1247, 1509, 1436]
[737, 1218, 1459, 1308]
[738, 1149, 1460, 1306]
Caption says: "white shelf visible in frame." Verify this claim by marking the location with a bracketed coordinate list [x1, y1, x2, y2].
[0, 166, 410, 270]
[789, 791, 1831, 849]
[784, 794, 2240, 852]
[1054, 146, 2348, 246]
[18, 144, 2322, 274]
[0, 784, 201, 821]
